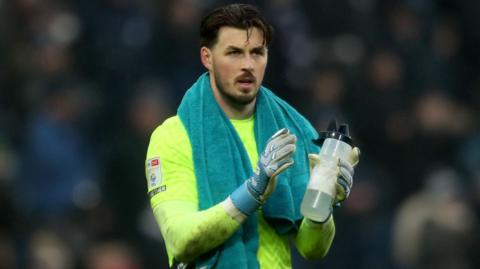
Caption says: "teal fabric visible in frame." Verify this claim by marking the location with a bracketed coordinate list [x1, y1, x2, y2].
[178, 72, 320, 269]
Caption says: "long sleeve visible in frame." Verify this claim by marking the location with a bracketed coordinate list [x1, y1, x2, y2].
[293, 217, 336, 260]
[146, 116, 251, 265]
[153, 199, 244, 265]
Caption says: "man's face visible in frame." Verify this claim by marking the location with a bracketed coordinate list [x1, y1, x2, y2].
[203, 27, 268, 106]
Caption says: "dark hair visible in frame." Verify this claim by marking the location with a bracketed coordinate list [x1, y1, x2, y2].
[200, 4, 274, 48]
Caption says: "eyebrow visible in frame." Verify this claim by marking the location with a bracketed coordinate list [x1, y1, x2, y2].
[225, 45, 266, 52]
[225, 45, 242, 51]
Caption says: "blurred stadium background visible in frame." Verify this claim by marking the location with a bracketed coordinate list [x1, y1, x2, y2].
[0, 0, 479, 268]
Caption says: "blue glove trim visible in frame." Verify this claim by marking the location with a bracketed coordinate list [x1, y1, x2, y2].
[246, 163, 269, 199]
[230, 183, 262, 216]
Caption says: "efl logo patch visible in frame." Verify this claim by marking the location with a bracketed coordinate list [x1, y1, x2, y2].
[146, 157, 163, 190]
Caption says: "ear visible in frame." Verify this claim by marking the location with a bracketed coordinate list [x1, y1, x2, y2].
[200, 46, 212, 70]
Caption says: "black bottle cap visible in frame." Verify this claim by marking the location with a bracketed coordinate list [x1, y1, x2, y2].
[313, 119, 353, 146]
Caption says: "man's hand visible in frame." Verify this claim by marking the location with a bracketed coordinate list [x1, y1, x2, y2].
[230, 128, 296, 216]
[247, 128, 297, 202]
[335, 147, 360, 202]
[308, 147, 360, 204]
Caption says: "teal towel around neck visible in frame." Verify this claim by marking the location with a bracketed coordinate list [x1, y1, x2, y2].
[178, 73, 320, 269]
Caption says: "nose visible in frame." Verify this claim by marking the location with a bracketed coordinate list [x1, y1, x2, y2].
[241, 54, 254, 71]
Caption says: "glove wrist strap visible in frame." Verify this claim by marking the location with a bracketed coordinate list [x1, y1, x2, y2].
[230, 182, 262, 216]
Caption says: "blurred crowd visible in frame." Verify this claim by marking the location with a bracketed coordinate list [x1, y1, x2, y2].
[0, 0, 479, 268]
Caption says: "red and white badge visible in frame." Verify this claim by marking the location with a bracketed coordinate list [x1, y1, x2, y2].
[146, 157, 163, 190]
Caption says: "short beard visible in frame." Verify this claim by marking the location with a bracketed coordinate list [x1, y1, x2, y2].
[214, 74, 256, 108]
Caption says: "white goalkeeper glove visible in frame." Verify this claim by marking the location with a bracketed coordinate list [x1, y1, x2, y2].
[230, 128, 297, 216]
[308, 147, 360, 205]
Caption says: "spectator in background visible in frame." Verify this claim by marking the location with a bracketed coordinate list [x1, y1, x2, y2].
[75, 0, 159, 127]
[306, 67, 347, 131]
[85, 241, 141, 269]
[29, 230, 75, 269]
[393, 168, 477, 269]
[102, 79, 172, 267]
[405, 90, 475, 195]
[424, 18, 463, 93]
[159, 0, 204, 100]
[347, 49, 414, 201]
[18, 78, 97, 222]
[263, 0, 316, 92]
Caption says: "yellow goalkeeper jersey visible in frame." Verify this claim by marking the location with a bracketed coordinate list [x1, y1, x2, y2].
[146, 115, 292, 268]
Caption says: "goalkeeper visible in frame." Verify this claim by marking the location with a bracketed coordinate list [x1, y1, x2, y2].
[145, 4, 360, 269]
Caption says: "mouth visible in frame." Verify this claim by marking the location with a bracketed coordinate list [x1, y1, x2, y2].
[236, 75, 256, 89]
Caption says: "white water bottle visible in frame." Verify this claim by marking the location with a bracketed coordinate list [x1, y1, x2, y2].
[301, 120, 353, 222]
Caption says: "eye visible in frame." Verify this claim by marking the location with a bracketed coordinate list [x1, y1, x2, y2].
[227, 50, 242, 55]
[252, 49, 265, 56]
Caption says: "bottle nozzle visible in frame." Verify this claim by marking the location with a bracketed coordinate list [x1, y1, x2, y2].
[338, 124, 350, 136]
[327, 119, 338, 132]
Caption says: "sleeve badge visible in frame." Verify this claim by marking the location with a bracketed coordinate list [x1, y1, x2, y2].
[146, 157, 164, 191]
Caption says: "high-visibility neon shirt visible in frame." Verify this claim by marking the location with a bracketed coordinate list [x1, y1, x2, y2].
[146, 115, 335, 268]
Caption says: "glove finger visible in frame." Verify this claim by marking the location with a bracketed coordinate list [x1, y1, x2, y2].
[268, 133, 296, 152]
[348, 147, 361, 167]
[263, 134, 288, 161]
[308, 153, 321, 163]
[274, 155, 294, 170]
[308, 154, 321, 171]
[271, 160, 294, 179]
[335, 181, 350, 202]
[265, 148, 294, 177]
[261, 174, 278, 201]
[335, 187, 347, 202]
[337, 176, 351, 193]
[269, 128, 289, 141]
[272, 144, 296, 162]
[338, 158, 354, 177]
[339, 166, 353, 188]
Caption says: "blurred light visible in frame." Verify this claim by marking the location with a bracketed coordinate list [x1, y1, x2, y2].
[31, 231, 74, 269]
[49, 12, 81, 45]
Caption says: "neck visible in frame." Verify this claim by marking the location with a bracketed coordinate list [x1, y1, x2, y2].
[210, 75, 256, 120]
